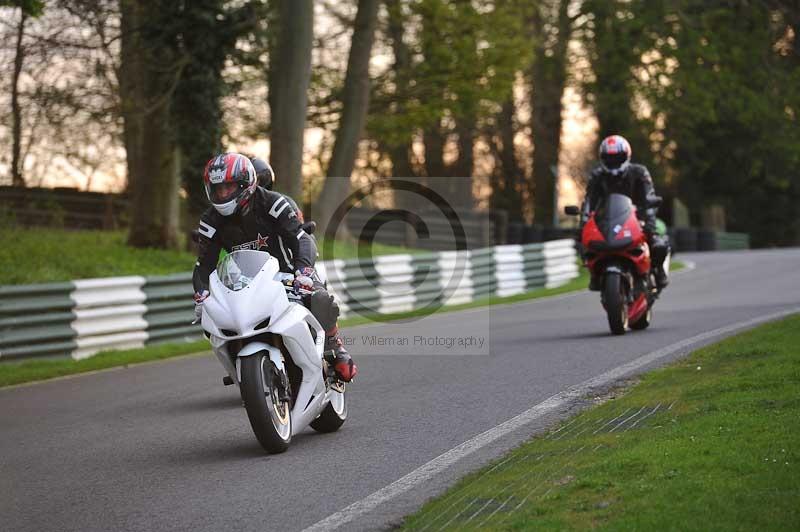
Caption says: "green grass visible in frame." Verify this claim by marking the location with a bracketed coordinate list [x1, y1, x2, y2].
[400, 313, 800, 531]
[0, 340, 209, 388]
[0, 228, 196, 284]
[0, 228, 415, 285]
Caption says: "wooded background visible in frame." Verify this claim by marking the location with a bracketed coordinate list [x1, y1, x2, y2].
[1, 0, 798, 248]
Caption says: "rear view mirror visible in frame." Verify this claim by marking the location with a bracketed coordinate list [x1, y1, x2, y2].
[564, 205, 580, 216]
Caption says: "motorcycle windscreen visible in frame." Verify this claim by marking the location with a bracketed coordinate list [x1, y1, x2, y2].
[594, 193, 634, 243]
[217, 250, 272, 291]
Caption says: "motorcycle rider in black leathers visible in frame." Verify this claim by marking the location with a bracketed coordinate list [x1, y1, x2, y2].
[192, 152, 358, 382]
[583, 135, 670, 290]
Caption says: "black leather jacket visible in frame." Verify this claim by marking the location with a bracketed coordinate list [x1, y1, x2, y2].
[192, 187, 316, 293]
[583, 163, 659, 233]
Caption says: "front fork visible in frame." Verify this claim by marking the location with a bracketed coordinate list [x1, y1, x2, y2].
[600, 265, 633, 306]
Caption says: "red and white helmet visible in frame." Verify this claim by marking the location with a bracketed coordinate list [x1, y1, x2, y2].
[598, 135, 632, 176]
[203, 153, 257, 216]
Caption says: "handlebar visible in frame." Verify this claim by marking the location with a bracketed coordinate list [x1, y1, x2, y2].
[277, 273, 313, 299]
[285, 284, 313, 297]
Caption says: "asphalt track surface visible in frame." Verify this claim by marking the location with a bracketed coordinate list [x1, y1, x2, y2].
[2, 250, 799, 532]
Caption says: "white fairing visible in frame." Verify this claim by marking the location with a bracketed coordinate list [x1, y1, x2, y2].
[202, 250, 330, 436]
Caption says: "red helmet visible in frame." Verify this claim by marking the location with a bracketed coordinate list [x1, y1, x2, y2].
[599, 135, 632, 176]
[203, 153, 257, 216]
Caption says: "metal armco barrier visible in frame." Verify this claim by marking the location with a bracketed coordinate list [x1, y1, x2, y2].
[0, 239, 578, 362]
[671, 228, 749, 252]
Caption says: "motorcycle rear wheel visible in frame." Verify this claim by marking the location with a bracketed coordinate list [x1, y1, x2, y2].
[240, 353, 292, 453]
[604, 272, 628, 335]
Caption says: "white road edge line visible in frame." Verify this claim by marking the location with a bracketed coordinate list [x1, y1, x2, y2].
[302, 306, 800, 532]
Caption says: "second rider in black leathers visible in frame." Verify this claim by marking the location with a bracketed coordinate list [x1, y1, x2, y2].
[192, 152, 357, 382]
[583, 135, 670, 290]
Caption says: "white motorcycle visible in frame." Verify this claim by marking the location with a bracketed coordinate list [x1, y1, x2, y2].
[199, 250, 347, 453]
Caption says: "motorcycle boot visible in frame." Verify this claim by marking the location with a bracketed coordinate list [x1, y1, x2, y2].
[649, 234, 670, 289]
[654, 267, 669, 289]
[325, 328, 358, 382]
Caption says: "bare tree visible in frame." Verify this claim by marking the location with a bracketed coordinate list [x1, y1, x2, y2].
[0, 1, 122, 190]
[10, 9, 27, 187]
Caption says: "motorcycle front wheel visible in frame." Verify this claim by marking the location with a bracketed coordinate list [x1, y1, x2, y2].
[240, 353, 292, 453]
[310, 385, 347, 433]
[603, 272, 628, 335]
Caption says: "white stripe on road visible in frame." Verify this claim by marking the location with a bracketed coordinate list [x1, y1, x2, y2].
[302, 306, 800, 532]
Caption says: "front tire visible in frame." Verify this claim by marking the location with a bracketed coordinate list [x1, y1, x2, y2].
[240, 353, 292, 453]
[603, 272, 628, 335]
[310, 387, 347, 433]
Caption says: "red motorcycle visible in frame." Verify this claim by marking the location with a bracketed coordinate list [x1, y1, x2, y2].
[565, 193, 662, 335]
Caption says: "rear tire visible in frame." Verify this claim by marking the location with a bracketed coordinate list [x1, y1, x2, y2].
[630, 306, 652, 330]
[240, 353, 292, 453]
[604, 273, 628, 335]
[310, 387, 347, 433]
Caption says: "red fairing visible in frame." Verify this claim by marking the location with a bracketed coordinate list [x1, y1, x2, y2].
[623, 214, 646, 245]
[581, 215, 603, 250]
[580, 210, 651, 276]
[628, 293, 648, 323]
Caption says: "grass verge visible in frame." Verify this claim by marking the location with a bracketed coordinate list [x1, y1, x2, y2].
[0, 228, 195, 284]
[400, 313, 800, 531]
[0, 340, 209, 388]
[0, 261, 683, 388]
[0, 229, 415, 285]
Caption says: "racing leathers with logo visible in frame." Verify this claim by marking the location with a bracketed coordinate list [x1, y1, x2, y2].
[193, 154, 357, 382]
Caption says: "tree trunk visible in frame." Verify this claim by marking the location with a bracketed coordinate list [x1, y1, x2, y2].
[386, 0, 420, 210]
[423, 125, 446, 178]
[127, 108, 181, 248]
[11, 10, 27, 187]
[498, 95, 524, 221]
[120, 0, 181, 249]
[531, 0, 570, 226]
[449, 116, 475, 209]
[268, 0, 314, 199]
[173, 0, 232, 224]
[315, 0, 380, 241]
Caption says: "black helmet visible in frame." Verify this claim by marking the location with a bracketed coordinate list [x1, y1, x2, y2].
[598, 135, 632, 176]
[251, 157, 275, 190]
